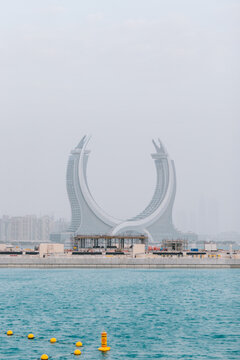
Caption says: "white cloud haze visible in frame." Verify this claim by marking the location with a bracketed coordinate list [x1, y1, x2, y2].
[0, 0, 239, 234]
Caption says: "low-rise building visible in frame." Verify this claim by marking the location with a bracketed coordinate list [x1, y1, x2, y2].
[39, 243, 64, 257]
[132, 244, 145, 258]
[161, 239, 188, 251]
[204, 242, 217, 251]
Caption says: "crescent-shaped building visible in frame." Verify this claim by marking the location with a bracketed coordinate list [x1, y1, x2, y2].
[65, 135, 188, 243]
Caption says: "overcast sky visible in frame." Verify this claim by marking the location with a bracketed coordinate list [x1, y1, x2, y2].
[0, 0, 239, 235]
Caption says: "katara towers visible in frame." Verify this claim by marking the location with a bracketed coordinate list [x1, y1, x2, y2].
[66, 135, 186, 242]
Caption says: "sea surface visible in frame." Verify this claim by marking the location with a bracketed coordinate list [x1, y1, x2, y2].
[0, 269, 239, 359]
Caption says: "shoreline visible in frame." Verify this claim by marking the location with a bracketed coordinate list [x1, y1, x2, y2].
[0, 257, 239, 268]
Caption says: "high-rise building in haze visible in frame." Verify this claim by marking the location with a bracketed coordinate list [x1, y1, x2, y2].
[0, 215, 69, 243]
[65, 135, 197, 242]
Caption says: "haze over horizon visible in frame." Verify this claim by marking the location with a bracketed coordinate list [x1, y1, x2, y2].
[0, 0, 239, 235]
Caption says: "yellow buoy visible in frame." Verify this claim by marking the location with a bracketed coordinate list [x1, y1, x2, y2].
[76, 341, 82, 347]
[41, 355, 49, 360]
[28, 333, 35, 339]
[74, 349, 81, 355]
[98, 331, 111, 352]
[7, 330, 13, 336]
[50, 337, 57, 343]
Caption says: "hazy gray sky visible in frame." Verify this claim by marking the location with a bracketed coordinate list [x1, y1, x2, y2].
[0, 0, 239, 234]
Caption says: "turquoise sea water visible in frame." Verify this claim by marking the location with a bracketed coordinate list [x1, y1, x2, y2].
[0, 269, 239, 359]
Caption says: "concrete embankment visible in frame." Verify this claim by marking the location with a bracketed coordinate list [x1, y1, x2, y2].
[0, 256, 240, 268]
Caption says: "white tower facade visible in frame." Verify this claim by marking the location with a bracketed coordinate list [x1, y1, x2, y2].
[66, 136, 189, 242]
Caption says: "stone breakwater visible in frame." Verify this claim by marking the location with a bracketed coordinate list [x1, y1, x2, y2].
[0, 256, 239, 268]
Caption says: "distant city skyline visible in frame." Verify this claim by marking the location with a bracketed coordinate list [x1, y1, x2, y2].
[1, 212, 240, 242]
[174, 195, 220, 235]
[0, 193, 238, 236]
[0, 214, 69, 243]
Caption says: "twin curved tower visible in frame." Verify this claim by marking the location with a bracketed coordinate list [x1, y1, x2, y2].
[66, 135, 181, 242]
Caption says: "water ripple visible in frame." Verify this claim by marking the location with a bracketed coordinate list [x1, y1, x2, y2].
[0, 268, 239, 359]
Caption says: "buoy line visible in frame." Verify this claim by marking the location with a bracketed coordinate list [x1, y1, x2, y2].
[3, 329, 111, 358]
[4, 330, 83, 346]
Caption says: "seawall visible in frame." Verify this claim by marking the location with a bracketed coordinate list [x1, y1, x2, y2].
[0, 256, 239, 268]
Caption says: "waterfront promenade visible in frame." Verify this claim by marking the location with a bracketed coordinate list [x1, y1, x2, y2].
[0, 256, 239, 268]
